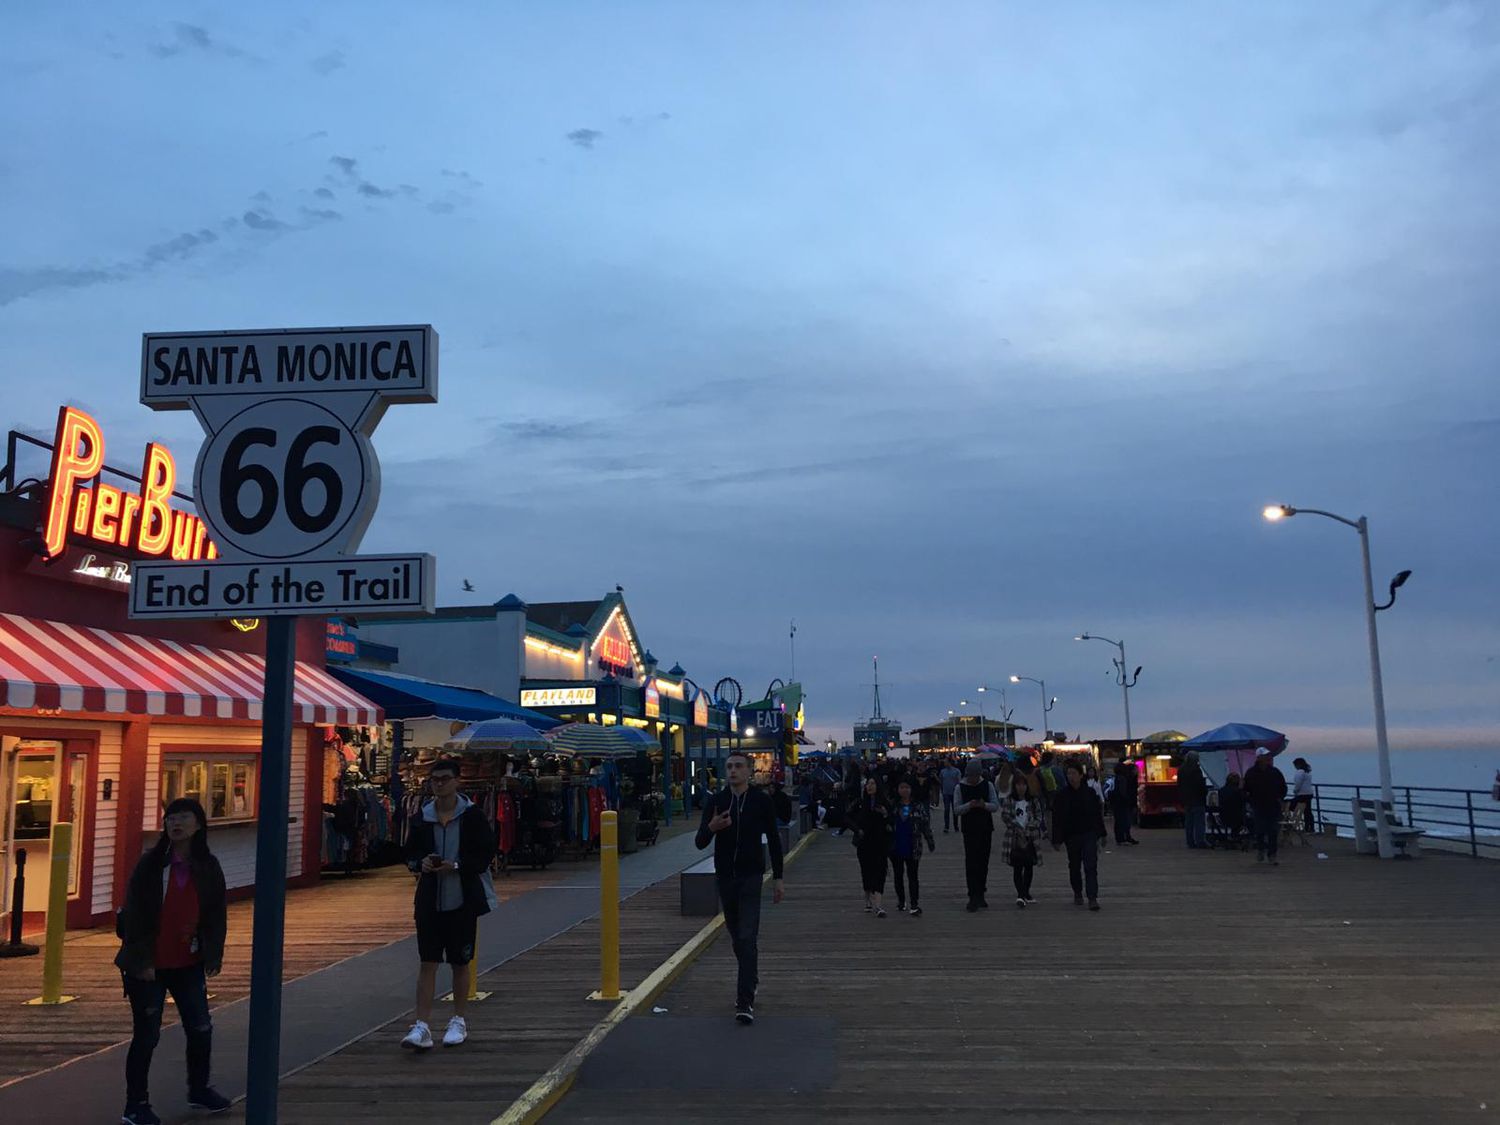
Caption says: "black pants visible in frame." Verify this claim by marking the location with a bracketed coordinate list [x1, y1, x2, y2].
[1112, 803, 1134, 843]
[889, 855, 919, 907]
[1011, 861, 1034, 898]
[962, 828, 992, 901]
[1065, 833, 1100, 900]
[717, 873, 763, 1008]
[858, 848, 888, 893]
[1252, 807, 1281, 858]
[124, 964, 212, 1106]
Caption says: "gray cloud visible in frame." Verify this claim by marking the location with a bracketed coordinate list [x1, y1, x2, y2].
[143, 228, 218, 262]
[242, 209, 288, 231]
[298, 206, 341, 222]
[310, 50, 345, 75]
[495, 419, 597, 444]
[566, 128, 603, 149]
[251, 190, 272, 202]
[356, 181, 395, 198]
[441, 168, 484, 188]
[0, 265, 121, 307]
[150, 22, 260, 63]
[329, 155, 358, 178]
[313, 186, 335, 199]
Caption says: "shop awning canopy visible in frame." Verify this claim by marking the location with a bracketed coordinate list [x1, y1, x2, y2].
[0, 613, 380, 725]
[327, 666, 559, 728]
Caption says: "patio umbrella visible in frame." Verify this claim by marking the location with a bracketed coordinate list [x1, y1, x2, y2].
[974, 749, 1003, 761]
[543, 722, 658, 760]
[800, 749, 831, 760]
[1141, 730, 1189, 744]
[1182, 722, 1288, 783]
[1181, 723, 1287, 753]
[443, 718, 551, 755]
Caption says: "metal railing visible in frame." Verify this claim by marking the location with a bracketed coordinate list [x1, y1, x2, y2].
[1311, 783, 1500, 859]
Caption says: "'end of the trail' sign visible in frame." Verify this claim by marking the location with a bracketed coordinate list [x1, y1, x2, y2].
[140, 325, 437, 409]
[129, 553, 434, 618]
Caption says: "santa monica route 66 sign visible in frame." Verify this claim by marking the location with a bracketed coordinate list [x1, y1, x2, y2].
[128, 324, 438, 619]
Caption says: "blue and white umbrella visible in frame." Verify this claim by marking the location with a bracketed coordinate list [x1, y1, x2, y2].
[443, 718, 551, 755]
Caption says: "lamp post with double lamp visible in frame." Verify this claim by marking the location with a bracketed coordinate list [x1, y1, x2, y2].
[947, 709, 956, 751]
[1075, 633, 1141, 744]
[1263, 504, 1410, 811]
[1010, 675, 1056, 744]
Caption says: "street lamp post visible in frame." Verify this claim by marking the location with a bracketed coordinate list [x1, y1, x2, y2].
[947, 709, 956, 750]
[1264, 504, 1403, 810]
[1010, 675, 1055, 744]
[1076, 633, 1141, 744]
[975, 687, 988, 746]
[960, 699, 973, 748]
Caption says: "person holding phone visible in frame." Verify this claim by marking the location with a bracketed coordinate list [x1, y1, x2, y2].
[115, 798, 231, 1124]
[401, 758, 497, 1050]
[695, 749, 784, 1025]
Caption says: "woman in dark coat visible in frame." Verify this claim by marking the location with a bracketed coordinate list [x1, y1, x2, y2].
[849, 777, 893, 917]
[115, 798, 231, 1123]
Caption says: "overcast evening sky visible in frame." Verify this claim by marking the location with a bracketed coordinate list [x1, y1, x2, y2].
[3, 3, 1497, 759]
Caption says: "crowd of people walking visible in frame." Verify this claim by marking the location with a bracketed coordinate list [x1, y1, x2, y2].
[797, 748, 1118, 916]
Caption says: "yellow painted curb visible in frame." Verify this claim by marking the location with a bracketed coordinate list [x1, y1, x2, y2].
[491, 829, 820, 1125]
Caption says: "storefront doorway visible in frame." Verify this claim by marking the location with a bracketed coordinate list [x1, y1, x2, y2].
[1, 737, 95, 930]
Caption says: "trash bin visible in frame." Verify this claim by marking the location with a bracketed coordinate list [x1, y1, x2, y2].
[618, 807, 641, 853]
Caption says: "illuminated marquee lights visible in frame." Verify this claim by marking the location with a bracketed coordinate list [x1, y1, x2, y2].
[591, 604, 644, 673]
[42, 406, 218, 563]
[524, 635, 585, 661]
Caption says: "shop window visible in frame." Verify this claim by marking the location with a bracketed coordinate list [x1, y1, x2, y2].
[162, 754, 257, 822]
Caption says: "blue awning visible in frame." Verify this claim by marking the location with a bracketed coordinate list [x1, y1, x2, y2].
[327, 667, 560, 728]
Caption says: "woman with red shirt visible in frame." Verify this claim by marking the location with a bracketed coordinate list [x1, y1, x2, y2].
[114, 798, 230, 1124]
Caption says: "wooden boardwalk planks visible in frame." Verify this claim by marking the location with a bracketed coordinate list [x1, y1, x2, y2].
[276, 878, 710, 1124]
[552, 826, 1500, 1124]
[0, 861, 560, 1087]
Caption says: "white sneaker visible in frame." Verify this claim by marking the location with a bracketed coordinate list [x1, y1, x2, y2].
[401, 1020, 434, 1050]
[442, 1016, 468, 1047]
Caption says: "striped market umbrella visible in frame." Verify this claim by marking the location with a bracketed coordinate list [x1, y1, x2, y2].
[443, 718, 551, 755]
[543, 722, 658, 760]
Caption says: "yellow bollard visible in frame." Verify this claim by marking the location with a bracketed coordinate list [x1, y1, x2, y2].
[443, 922, 491, 1002]
[588, 811, 621, 1001]
[26, 822, 77, 1006]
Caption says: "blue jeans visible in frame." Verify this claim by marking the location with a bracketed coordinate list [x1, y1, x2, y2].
[716, 873, 763, 1008]
[1185, 805, 1207, 848]
[123, 964, 213, 1106]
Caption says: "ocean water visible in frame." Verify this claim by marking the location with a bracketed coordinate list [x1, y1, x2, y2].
[1292, 748, 1500, 845]
[1298, 748, 1498, 794]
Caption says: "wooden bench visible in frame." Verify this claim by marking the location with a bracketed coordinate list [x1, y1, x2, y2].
[1351, 797, 1424, 859]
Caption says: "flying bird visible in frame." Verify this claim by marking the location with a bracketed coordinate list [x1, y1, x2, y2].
[462, 579, 475, 592]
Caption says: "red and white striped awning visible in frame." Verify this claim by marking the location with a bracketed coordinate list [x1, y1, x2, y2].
[0, 613, 381, 726]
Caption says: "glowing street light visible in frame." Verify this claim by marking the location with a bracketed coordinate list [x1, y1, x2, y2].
[1076, 633, 1141, 743]
[1263, 503, 1412, 811]
[1010, 675, 1056, 743]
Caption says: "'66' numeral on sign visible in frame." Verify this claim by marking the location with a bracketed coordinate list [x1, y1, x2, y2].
[219, 425, 344, 536]
[196, 398, 370, 560]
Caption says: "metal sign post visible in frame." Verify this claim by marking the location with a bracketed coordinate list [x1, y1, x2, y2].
[245, 616, 295, 1118]
[130, 324, 439, 1123]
